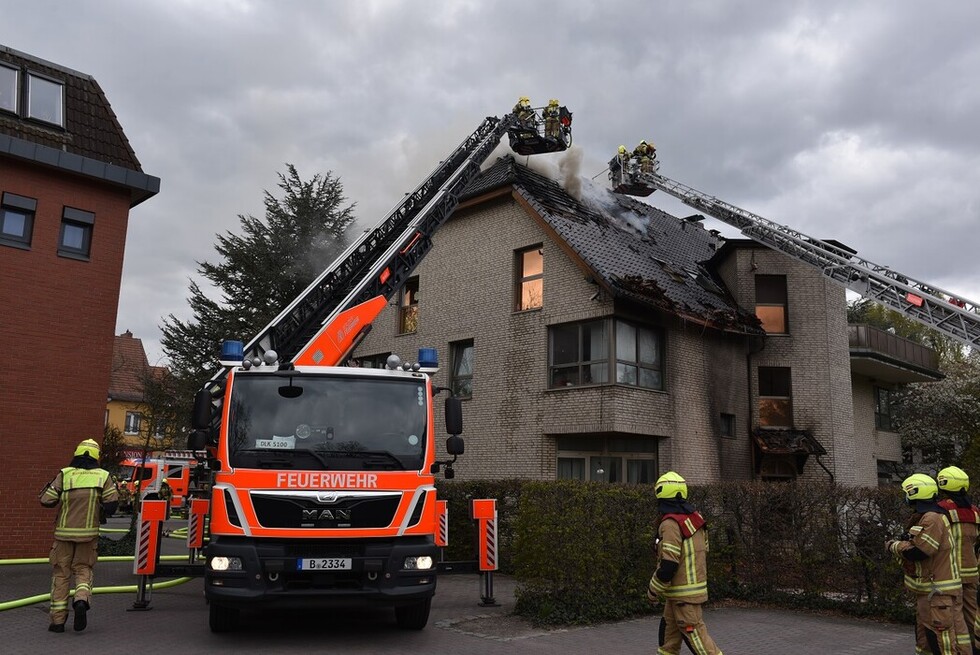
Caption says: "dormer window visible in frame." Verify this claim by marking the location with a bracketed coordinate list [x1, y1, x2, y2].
[0, 64, 17, 114]
[27, 72, 64, 127]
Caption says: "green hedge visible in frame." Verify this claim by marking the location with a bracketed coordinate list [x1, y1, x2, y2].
[438, 479, 915, 626]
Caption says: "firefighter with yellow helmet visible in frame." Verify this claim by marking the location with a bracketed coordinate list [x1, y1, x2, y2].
[512, 95, 534, 125]
[937, 466, 980, 654]
[543, 98, 561, 139]
[39, 439, 118, 633]
[633, 140, 657, 174]
[647, 471, 723, 655]
[886, 473, 968, 654]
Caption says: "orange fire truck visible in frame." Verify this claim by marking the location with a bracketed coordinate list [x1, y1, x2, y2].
[118, 451, 197, 511]
[184, 104, 572, 632]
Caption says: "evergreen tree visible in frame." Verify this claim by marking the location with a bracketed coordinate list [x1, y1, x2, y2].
[160, 165, 356, 422]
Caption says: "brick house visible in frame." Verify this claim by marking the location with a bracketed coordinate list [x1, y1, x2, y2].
[352, 156, 940, 486]
[0, 46, 159, 557]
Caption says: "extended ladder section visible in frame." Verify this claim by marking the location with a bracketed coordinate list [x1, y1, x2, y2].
[621, 171, 980, 349]
[232, 114, 516, 372]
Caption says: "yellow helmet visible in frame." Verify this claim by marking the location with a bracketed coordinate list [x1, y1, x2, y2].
[74, 439, 100, 460]
[549, 98, 559, 106]
[618, 145, 627, 155]
[902, 473, 938, 502]
[519, 96, 530, 104]
[938, 466, 970, 492]
[655, 471, 688, 500]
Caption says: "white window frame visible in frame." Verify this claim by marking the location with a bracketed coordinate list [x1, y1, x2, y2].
[124, 411, 142, 435]
[26, 71, 64, 127]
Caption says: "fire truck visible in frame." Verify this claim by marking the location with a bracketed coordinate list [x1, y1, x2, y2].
[185, 105, 572, 632]
[608, 155, 980, 349]
[118, 451, 197, 511]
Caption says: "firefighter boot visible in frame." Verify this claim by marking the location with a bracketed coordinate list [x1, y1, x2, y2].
[48, 623, 65, 633]
[73, 600, 88, 631]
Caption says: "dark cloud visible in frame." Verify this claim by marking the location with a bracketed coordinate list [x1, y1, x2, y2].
[6, 0, 979, 362]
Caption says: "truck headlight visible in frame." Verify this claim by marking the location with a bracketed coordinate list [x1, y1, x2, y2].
[210, 556, 243, 571]
[403, 555, 434, 570]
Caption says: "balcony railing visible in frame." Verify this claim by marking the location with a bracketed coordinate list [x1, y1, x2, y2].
[848, 324, 939, 372]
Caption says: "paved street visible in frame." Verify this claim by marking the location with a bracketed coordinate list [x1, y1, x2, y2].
[0, 517, 914, 654]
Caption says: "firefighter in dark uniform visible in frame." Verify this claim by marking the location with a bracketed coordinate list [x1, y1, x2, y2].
[647, 471, 723, 655]
[887, 473, 966, 654]
[39, 439, 118, 632]
[938, 466, 980, 654]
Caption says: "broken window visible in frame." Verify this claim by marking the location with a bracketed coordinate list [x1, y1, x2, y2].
[755, 274, 789, 334]
[516, 245, 543, 310]
[398, 277, 419, 334]
[758, 366, 793, 427]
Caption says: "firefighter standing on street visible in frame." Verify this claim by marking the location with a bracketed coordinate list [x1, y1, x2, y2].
[647, 471, 723, 655]
[886, 473, 968, 655]
[938, 466, 980, 654]
[39, 439, 118, 633]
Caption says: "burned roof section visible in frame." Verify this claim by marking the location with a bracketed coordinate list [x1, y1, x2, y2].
[463, 156, 763, 335]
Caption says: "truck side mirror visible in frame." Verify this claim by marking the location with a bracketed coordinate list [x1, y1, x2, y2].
[445, 396, 462, 436]
[187, 430, 207, 451]
[446, 435, 464, 456]
[192, 389, 213, 430]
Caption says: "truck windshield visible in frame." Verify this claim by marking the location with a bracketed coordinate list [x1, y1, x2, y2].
[226, 374, 427, 471]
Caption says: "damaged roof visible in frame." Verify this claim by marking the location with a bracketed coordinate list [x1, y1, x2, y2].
[463, 156, 763, 335]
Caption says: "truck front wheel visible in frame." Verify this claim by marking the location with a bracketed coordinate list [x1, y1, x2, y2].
[395, 597, 431, 630]
[209, 603, 240, 633]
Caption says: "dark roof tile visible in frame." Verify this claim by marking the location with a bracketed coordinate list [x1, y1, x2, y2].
[464, 157, 763, 334]
[0, 45, 142, 171]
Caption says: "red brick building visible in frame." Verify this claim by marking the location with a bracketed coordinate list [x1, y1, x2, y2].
[0, 45, 159, 557]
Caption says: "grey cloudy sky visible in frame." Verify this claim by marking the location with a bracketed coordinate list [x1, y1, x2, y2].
[7, 1, 980, 364]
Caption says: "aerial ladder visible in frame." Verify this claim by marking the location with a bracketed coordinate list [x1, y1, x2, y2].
[211, 102, 573, 378]
[179, 104, 572, 633]
[609, 161, 980, 350]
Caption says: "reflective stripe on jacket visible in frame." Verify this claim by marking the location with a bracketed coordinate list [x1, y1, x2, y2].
[39, 467, 118, 541]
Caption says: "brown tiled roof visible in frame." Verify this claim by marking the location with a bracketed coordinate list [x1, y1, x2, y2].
[0, 45, 142, 171]
[108, 331, 150, 402]
[462, 157, 764, 335]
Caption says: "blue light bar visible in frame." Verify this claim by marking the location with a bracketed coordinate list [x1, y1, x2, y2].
[418, 347, 438, 369]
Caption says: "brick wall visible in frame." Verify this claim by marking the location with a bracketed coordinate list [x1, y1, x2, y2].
[0, 160, 132, 557]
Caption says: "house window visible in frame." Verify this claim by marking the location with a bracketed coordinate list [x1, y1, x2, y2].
[758, 366, 793, 427]
[556, 435, 658, 483]
[549, 320, 608, 387]
[615, 321, 663, 389]
[124, 411, 142, 435]
[354, 352, 390, 368]
[398, 277, 419, 334]
[0, 192, 36, 249]
[755, 275, 788, 334]
[874, 386, 893, 431]
[0, 64, 18, 113]
[449, 340, 474, 399]
[27, 72, 64, 126]
[516, 245, 543, 310]
[549, 318, 664, 390]
[58, 207, 94, 259]
[720, 413, 736, 438]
